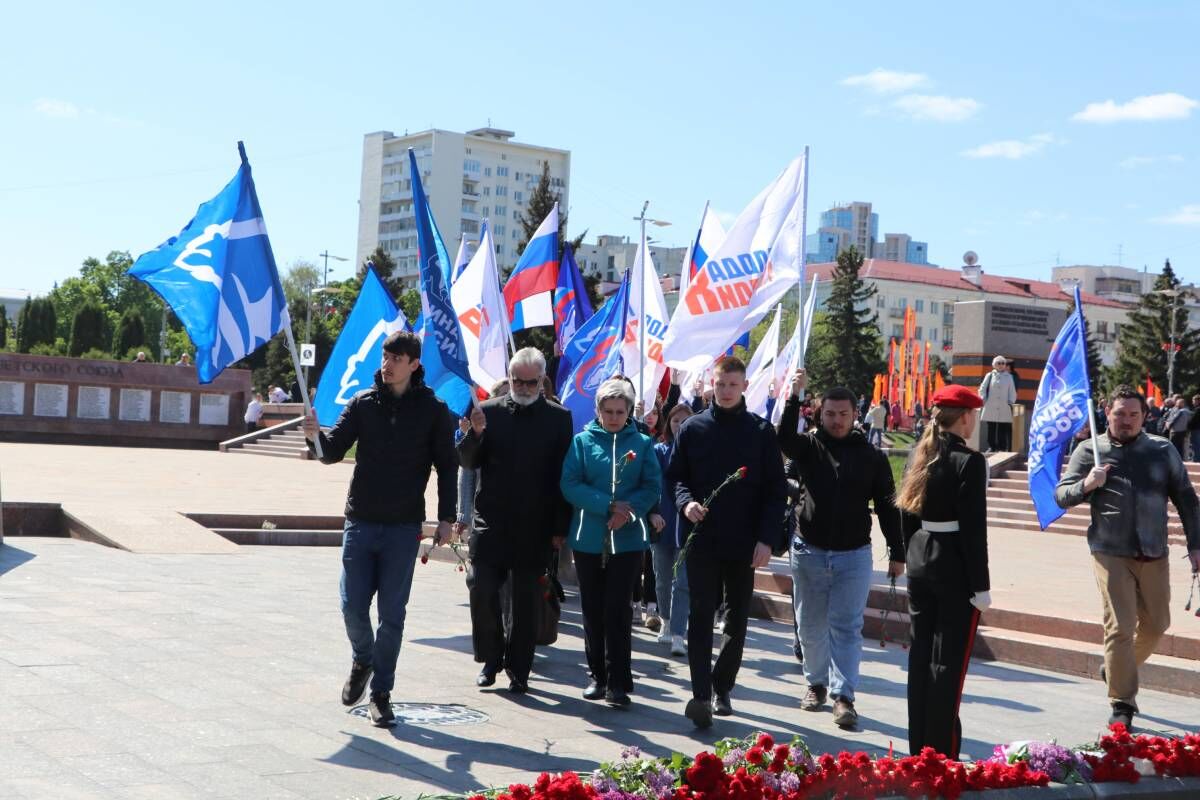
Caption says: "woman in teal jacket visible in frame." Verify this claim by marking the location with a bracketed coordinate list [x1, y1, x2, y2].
[560, 378, 662, 707]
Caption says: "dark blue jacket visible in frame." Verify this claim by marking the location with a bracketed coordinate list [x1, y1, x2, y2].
[654, 441, 682, 547]
[666, 399, 788, 561]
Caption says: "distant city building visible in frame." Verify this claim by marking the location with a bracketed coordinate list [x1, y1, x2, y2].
[357, 127, 571, 288]
[574, 234, 688, 290]
[805, 201, 929, 265]
[0, 289, 31, 321]
[1053, 262, 1200, 337]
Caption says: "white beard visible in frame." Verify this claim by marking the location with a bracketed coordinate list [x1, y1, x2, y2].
[511, 392, 539, 407]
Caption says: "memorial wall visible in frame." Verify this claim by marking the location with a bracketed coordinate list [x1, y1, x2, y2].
[0, 353, 251, 448]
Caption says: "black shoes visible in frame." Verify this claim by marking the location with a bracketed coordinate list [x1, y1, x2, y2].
[476, 664, 500, 687]
[368, 692, 395, 726]
[605, 688, 631, 707]
[583, 681, 607, 701]
[685, 697, 713, 729]
[505, 668, 528, 694]
[341, 661, 372, 706]
[712, 690, 733, 716]
[1109, 702, 1135, 728]
[801, 684, 827, 711]
[832, 695, 858, 728]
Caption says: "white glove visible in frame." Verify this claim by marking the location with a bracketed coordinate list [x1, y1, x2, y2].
[969, 591, 992, 613]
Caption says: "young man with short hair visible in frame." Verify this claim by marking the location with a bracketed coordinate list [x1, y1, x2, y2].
[303, 331, 457, 726]
[666, 356, 787, 729]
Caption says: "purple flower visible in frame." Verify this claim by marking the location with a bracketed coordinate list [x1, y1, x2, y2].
[722, 747, 746, 768]
[778, 772, 802, 793]
[590, 773, 618, 793]
[620, 746, 642, 761]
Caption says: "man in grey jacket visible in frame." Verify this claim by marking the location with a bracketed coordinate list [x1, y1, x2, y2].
[1055, 384, 1200, 728]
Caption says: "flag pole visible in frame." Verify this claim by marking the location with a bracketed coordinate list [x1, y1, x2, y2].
[1086, 398, 1102, 467]
[282, 323, 323, 459]
[637, 201, 649, 418]
[795, 145, 811, 373]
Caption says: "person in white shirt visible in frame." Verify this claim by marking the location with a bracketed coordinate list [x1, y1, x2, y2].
[268, 386, 289, 404]
[244, 393, 264, 433]
[866, 402, 887, 448]
[979, 356, 1017, 452]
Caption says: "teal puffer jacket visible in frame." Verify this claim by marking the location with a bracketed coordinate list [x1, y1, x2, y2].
[560, 418, 662, 555]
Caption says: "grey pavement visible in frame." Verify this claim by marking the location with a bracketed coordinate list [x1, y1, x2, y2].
[3, 537, 1200, 800]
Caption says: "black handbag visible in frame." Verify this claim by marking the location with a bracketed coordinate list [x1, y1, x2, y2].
[535, 550, 564, 646]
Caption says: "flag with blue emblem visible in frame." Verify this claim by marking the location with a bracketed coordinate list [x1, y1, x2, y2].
[129, 142, 288, 384]
[312, 265, 409, 427]
[560, 272, 631, 433]
[1027, 285, 1093, 528]
[554, 243, 593, 355]
[409, 148, 474, 416]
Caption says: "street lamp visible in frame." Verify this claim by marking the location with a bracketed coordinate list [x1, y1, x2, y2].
[319, 251, 349, 287]
[632, 203, 671, 414]
[1153, 288, 1188, 397]
[304, 285, 339, 387]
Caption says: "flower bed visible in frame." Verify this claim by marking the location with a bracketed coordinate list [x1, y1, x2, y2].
[432, 726, 1200, 800]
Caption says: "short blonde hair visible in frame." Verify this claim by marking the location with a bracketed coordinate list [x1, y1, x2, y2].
[594, 378, 635, 412]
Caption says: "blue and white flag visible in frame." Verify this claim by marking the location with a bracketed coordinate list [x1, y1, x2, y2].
[129, 142, 288, 384]
[1027, 285, 1094, 529]
[312, 266, 408, 426]
[560, 272, 631, 433]
[409, 148, 474, 416]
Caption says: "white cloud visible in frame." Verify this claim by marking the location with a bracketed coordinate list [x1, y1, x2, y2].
[893, 94, 981, 122]
[33, 98, 80, 119]
[1073, 92, 1197, 123]
[1119, 154, 1185, 169]
[1153, 205, 1200, 225]
[840, 68, 929, 94]
[962, 133, 1059, 159]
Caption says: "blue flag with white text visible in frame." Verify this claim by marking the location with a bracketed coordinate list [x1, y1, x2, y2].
[1027, 286, 1094, 529]
[128, 142, 288, 384]
[409, 148, 473, 416]
[560, 272, 631, 433]
[312, 266, 409, 426]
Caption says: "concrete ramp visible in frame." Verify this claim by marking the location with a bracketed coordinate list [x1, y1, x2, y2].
[61, 503, 239, 554]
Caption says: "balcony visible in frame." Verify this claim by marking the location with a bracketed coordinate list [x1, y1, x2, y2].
[888, 308, 905, 318]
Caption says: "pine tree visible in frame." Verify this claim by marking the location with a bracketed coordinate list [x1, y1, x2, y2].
[0, 304, 7, 349]
[805, 247, 886, 396]
[18, 297, 57, 353]
[359, 246, 404, 295]
[1108, 259, 1200, 395]
[68, 302, 109, 357]
[1065, 292, 1104, 394]
[113, 308, 147, 357]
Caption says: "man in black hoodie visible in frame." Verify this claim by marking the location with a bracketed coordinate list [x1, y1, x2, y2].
[666, 356, 787, 729]
[779, 375, 904, 729]
[303, 331, 457, 727]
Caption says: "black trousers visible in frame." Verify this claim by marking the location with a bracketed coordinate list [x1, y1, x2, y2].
[574, 550, 641, 691]
[632, 550, 657, 606]
[687, 552, 755, 700]
[985, 421, 1012, 452]
[907, 577, 981, 759]
[468, 560, 541, 682]
[1170, 431, 1188, 459]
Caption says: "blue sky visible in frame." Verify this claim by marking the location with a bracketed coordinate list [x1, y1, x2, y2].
[3, 0, 1199, 295]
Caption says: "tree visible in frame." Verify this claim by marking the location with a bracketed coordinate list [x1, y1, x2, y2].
[282, 260, 321, 307]
[1108, 259, 1200, 395]
[805, 247, 886, 397]
[50, 251, 163, 358]
[0, 304, 7, 349]
[516, 162, 585, 257]
[113, 308, 147, 357]
[17, 297, 57, 353]
[68, 303, 109, 357]
[359, 246, 404, 296]
[1065, 292, 1104, 395]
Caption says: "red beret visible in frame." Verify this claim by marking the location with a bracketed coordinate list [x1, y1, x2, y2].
[930, 384, 984, 410]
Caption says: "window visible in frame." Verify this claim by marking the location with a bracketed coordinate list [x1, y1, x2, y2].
[464, 159, 481, 173]
[915, 299, 924, 312]
[931, 301, 940, 315]
[494, 205, 507, 217]
[482, 206, 489, 216]
[876, 296, 886, 308]
[512, 228, 519, 238]
[515, 172, 522, 180]
[895, 297, 907, 308]
[892, 324, 903, 338]
[484, 167, 491, 177]
[515, 191, 523, 202]
[494, 224, 506, 236]
[607, 271, 615, 281]
[513, 210, 520, 220]
[496, 165, 509, 176]
[929, 328, 938, 342]
[482, 187, 490, 196]
[607, 255, 616, 269]
[495, 186, 508, 196]
[915, 326, 923, 340]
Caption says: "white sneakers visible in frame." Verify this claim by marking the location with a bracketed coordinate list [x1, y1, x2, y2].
[670, 635, 687, 656]
[657, 628, 672, 644]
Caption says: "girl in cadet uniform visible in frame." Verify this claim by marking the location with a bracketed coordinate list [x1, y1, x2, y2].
[894, 384, 991, 760]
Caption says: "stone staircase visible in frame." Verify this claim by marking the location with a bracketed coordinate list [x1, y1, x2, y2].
[219, 417, 313, 460]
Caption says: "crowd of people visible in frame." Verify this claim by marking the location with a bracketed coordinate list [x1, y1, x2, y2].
[300, 330, 1200, 759]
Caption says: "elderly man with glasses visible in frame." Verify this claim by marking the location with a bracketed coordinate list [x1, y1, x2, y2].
[457, 347, 574, 694]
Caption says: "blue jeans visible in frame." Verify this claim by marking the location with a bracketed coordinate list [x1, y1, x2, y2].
[340, 518, 421, 694]
[791, 540, 873, 701]
[867, 428, 883, 448]
[1191, 430, 1200, 463]
[650, 533, 690, 638]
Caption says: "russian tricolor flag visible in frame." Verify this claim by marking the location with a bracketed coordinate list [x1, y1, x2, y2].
[680, 202, 727, 289]
[504, 202, 559, 332]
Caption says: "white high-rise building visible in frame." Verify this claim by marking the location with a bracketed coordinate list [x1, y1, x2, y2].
[357, 127, 571, 288]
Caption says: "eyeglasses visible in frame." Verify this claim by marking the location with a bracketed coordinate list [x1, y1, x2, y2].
[510, 377, 541, 389]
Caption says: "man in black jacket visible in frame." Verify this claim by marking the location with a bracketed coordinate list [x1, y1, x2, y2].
[780, 375, 904, 729]
[303, 331, 457, 727]
[458, 347, 573, 694]
[667, 356, 787, 729]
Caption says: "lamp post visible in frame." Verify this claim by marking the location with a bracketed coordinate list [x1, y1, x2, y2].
[319, 251, 348, 287]
[304, 285, 337, 387]
[631, 203, 671, 415]
[1154, 288, 1187, 397]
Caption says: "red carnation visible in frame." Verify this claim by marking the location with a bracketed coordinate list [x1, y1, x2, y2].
[420, 555, 429, 564]
[746, 746, 765, 766]
[737, 466, 748, 479]
[624, 449, 637, 462]
[756, 733, 774, 750]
